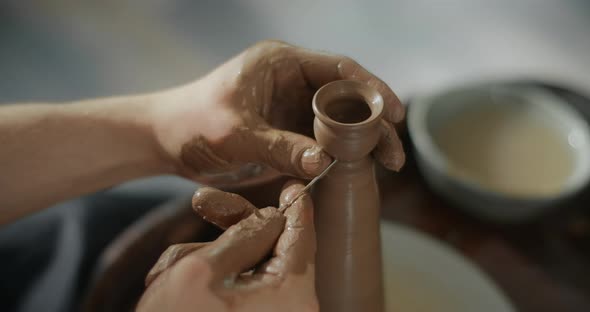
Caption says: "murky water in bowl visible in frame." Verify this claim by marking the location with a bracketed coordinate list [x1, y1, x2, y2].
[432, 106, 573, 197]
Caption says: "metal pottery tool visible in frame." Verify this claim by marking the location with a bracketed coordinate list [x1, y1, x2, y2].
[278, 159, 338, 213]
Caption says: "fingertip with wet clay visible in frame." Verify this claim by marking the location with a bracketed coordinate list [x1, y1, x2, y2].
[294, 45, 404, 126]
[270, 180, 316, 275]
[192, 187, 257, 229]
[279, 180, 306, 206]
[301, 146, 332, 177]
[255, 206, 284, 221]
[383, 92, 405, 124]
[374, 120, 405, 172]
[256, 128, 331, 178]
[204, 206, 286, 282]
[279, 180, 314, 227]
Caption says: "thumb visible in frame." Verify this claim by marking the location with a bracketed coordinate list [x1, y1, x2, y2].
[254, 128, 332, 179]
[199, 207, 285, 285]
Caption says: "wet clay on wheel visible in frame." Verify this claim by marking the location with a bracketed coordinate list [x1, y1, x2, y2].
[312, 80, 385, 312]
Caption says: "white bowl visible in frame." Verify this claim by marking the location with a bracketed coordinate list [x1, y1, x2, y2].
[408, 83, 590, 222]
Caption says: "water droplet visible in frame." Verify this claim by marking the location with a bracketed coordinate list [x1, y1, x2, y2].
[568, 131, 583, 149]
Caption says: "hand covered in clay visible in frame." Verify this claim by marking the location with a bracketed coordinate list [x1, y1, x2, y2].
[152, 40, 405, 182]
[136, 180, 318, 312]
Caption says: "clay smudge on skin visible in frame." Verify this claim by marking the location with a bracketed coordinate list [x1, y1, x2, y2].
[144, 207, 285, 293]
[240, 181, 316, 288]
[279, 159, 337, 213]
[275, 182, 316, 272]
[179, 126, 261, 178]
[201, 207, 285, 285]
[193, 187, 262, 229]
[145, 242, 209, 287]
[301, 146, 331, 176]
[373, 120, 405, 171]
[180, 135, 233, 177]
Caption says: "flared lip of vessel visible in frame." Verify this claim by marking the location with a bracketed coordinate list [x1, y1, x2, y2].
[313, 80, 384, 129]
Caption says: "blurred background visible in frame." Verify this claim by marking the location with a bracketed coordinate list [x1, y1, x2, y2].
[3, 0, 590, 102]
[2, 0, 590, 193]
[1, 1, 590, 311]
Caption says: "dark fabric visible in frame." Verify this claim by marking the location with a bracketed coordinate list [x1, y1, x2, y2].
[0, 191, 171, 312]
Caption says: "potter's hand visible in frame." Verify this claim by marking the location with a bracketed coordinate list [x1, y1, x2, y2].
[137, 180, 318, 312]
[153, 40, 405, 181]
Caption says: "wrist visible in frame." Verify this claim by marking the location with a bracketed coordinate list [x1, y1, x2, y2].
[72, 93, 178, 177]
[129, 92, 180, 176]
[149, 81, 209, 177]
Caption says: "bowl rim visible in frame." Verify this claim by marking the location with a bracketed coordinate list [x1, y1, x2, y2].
[408, 82, 590, 202]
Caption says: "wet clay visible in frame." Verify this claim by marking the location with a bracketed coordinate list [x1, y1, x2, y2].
[193, 187, 260, 229]
[148, 202, 285, 288]
[312, 80, 385, 312]
[144, 181, 317, 308]
[191, 187, 287, 284]
[194, 206, 285, 285]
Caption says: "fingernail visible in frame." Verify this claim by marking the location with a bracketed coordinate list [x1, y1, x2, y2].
[301, 146, 331, 176]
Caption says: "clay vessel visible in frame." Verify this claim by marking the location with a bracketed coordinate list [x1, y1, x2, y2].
[312, 80, 385, 312]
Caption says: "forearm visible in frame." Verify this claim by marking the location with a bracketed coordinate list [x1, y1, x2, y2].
[0, 94, 175, 224]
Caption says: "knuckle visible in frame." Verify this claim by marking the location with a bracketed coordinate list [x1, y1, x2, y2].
[366, 75, 382, 89]
[157, 244, 188, 266]
[337, 55, 361, 78]
[254, 39, 280, 47]
[252, 39, 292, 54]
[175, 254, 212, 278]
[339, 54, 356, 64]
[223, 224, 242, 238]
[165, 243, 184, 255]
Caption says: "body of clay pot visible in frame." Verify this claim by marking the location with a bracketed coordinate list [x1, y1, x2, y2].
[312, 80, 385, 312]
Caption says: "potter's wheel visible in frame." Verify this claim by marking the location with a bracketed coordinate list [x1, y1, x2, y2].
[381, 221, 515, 312]
[83, 200, 516, 311]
